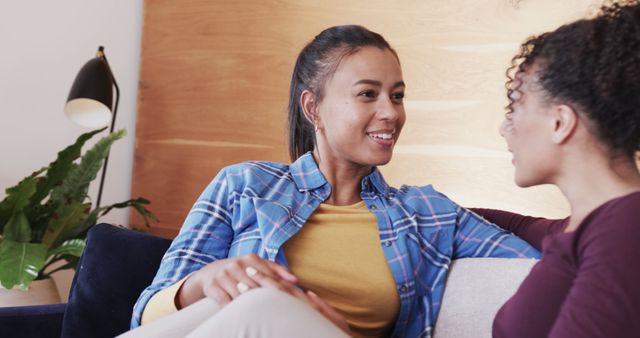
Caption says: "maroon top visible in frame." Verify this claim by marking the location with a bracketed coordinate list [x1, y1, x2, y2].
[473, 191, 640, 338]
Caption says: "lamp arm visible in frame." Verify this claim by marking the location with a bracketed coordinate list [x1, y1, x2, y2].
[95, 47, 120, 208]
[101, 49, 119, 134]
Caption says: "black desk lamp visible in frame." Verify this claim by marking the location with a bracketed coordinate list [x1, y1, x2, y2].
[64, 46, 119, 208]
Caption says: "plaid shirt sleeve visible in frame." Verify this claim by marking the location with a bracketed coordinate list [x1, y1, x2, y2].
[452, 205, 541, 259]
[130, 168, 235, 328]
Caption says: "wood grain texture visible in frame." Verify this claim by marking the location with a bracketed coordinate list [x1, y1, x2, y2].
[132, 0, 599, 237]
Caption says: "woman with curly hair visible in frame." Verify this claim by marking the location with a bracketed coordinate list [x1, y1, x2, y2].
[476, 1, 640, 337]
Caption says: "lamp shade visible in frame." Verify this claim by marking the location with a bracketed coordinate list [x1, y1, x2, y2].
[64, 52, 114, 128]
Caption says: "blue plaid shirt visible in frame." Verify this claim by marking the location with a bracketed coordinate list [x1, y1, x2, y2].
[132, 152, 540, 337]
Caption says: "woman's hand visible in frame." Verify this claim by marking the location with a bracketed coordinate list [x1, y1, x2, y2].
[302, 290, 352, 336]
[177, 253, 299, 308]
[177, 254, 351, 336]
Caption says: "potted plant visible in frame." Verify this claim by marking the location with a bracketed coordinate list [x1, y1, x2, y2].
[0, 128, 156, 300]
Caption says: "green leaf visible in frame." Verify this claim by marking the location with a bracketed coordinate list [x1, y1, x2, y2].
[71, 198, 158, 242]
[1, 175, 38, 212]
[0, 240, 47, 290]
[68, 205, 107, 243]
[0, 202, 10, 234]
[49, 129, 126, 205]
[43, 255, 81, 277]
[3, 211, 31, 242]
[29, 203, 58, 243]
[42, 201, 90, 249]
[30, 128, 107, 206]
[1, 129, 104, 232]
[47, 239, 86, 258]
[100, 197, 158, 226]
[0, 176, 37, 236]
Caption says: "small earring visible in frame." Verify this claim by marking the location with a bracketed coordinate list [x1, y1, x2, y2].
[314, 123, 318, 132]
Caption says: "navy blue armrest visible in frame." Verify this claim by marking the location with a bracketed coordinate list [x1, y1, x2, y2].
[0, 224, 171, 338]
[0, 303, 66, 338]
[61, 223, 171, 338]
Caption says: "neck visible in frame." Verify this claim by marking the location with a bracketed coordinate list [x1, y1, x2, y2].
[313, 151, 371, 206]
[555, 153, 640, 232]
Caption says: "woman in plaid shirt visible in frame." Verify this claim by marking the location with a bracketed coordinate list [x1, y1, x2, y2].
[126, 25, 538, 338]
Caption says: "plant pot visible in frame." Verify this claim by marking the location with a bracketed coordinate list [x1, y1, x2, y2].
[0, 278, 62, 307]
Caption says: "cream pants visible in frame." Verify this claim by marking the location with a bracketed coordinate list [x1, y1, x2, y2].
[118, 287, 350, 338]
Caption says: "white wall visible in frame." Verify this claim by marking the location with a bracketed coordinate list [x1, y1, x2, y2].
[0, 1, 143, 300]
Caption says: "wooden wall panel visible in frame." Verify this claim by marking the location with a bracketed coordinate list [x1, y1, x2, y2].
[132, 0, 599, 237]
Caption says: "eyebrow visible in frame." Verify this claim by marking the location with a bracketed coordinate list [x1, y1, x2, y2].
[353, 79, 405, 88]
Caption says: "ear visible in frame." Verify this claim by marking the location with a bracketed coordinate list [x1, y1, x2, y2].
[300, 90, 318, 126]
[551, 104, 578, 144]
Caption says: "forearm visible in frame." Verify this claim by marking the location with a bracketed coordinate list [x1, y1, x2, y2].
[471, 208, 566, 250]
[177, 268, 207, 309]
[134, 169, 234, 327]
[453, 207, 540, 259]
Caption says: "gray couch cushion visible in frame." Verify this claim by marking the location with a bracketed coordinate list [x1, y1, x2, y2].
[433, 258, 537, 338]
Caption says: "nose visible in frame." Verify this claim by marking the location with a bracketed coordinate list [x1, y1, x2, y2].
[499, 119, 507, 138]
[377, 96, 402, 121]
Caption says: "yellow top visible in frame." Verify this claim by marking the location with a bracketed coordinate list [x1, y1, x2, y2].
[283, 201, 400, 338]
[141, 201, 400, 337]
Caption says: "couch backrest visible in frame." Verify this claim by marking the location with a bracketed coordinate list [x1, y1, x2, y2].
[433, 258, 537, 338]
[61, 223, 171, 338]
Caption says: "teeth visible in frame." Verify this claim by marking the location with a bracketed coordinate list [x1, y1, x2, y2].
[368, 133, 392, 140]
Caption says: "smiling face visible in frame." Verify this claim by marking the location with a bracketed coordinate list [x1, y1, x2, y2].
[311, 46, 406, 170]
[500, 64, 559, 187]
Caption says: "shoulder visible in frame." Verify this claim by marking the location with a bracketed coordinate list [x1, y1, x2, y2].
[585, 192, 640, 234]
[219, 160, 291, 182]
[222, 160, 289, 176]
[202, 160, 293, 196]
[606, 191, 640, 219]
[392, 183, 452, 201]
[572, 193, 640, 309]
[579, 192, 640, 253]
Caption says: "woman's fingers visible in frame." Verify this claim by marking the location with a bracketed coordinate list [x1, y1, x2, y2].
[200, 263, 251, 304]
[239, 255, 299, 291]
[267, 261, 298, 283]
[247, 267, 302, 295]
[200, 254, 300, 305]
[306, 291, 352, 335]
[214, 267, 244, 299]
[306, 290, 328, 313]
[242, 254, 294, 283]
[248, 255, 296, 282]
[202, 279, 232, 306]
[223, 261, 261, 291]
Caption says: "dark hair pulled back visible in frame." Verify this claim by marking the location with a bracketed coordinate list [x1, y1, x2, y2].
[287, 25, 398, 161]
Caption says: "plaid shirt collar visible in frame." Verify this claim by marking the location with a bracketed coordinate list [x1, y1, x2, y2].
[290, 151, 391, 198]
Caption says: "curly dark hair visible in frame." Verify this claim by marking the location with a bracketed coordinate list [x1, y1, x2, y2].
[506, 0, 640, 157]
